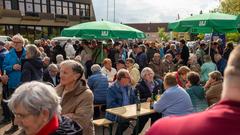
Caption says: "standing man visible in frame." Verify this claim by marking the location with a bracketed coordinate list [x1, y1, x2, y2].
[179, 39, 189, 66]
[2, 34, 26, 134]
[146, 46, 240, 135]
[0, 41, 10, 125]
[135, 44, 148, 72]
[105, 69, 135, 135]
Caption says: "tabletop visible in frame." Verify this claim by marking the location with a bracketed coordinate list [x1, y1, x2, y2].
[106, 102, 156, 119]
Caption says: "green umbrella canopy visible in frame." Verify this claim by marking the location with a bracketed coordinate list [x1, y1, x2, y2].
[61, 21, 146, 39]
[168, 13, 240, 33]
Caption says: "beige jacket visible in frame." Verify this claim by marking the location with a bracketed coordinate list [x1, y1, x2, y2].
[205, 80, 223, 106]
[56, 80, 94, 135]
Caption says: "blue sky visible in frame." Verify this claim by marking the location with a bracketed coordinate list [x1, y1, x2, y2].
[92, 0, 220, 23]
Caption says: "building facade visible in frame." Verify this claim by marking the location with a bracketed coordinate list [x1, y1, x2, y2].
[0, 0, 95, 41]
[126, 23, 169, 41]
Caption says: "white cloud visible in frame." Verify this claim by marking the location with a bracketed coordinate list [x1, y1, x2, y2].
[92, 0, 220, 23]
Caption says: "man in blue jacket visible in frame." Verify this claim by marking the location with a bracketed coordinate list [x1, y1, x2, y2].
[2, 34, 26, 134]
[105, 69, 135, 135]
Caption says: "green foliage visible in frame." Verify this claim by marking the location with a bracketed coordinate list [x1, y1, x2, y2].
[158, 27, 170, 41]
[226, 33, 240, 42]
[218, 0, 240, 15]
[197, 34, 205, 40]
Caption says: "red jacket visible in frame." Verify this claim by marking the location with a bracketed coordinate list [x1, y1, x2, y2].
[146, 100, 240, 135]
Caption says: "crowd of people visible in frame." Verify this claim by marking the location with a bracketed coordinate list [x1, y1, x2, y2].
[0, 33, 239, 135]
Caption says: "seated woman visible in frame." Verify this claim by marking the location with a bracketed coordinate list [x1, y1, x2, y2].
[176, 66, 191, 88]
[8, 81, 82, 135]
[200, 55, 217, 84]
[88, 64, 108, 104]
[88, 64, 108, 118]
[133, 67, 163, 135]
[186, 71, 208, 112]
[204, 71, 223, 106]
[56, 60, 94, 135]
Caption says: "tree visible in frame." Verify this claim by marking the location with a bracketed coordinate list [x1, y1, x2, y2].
[218, 0, 240, 15]
[218, 0, 240, 43]
[158, 27, 169, 41]
[226, 33, 240, 43]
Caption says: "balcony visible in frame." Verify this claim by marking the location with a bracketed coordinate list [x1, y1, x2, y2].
[0, 9, 21, 17]
[55, 14, 68, 22]
[80, 16, 90, 20]
[39, 13, 54, 20]
[22, 12, 40, 20]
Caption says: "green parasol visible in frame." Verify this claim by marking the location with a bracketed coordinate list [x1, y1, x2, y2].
[168, 13, 240, 33]
[61, 21, 146, 39]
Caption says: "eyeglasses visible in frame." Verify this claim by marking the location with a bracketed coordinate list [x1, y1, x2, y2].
[123, 76, 131, 80]
[13, 112, 31, 119]
[12, 41, 23, 44]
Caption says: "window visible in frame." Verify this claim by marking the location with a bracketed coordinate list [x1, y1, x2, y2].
[4, 0, 12, 9]
[86, 5, 90, 17]
[50, 0, 55, 14]
[19, 1, 25, 15]
[42, 5, 47, 13]
[34, 3, 41, 13]
[62, 2, 68, 15]
[26, 2, 33, 12]
[79, 4, 90, 17]
[56, 1, 62, 14]
[80, 4, 86, 17]
[69, 2, 73, 15]
[75, 3, 80, 16]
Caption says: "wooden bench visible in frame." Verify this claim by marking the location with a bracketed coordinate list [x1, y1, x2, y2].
[93, 118, 113, 135]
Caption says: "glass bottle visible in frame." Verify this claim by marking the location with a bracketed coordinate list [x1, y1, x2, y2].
[136, 90, 141, 112]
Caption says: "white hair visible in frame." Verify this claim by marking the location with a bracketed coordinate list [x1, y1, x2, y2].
[56, 54, 64, 64]
[91, 64, 101, 73]
[141, 67, 154, 78]
[8, 81, 62, 119]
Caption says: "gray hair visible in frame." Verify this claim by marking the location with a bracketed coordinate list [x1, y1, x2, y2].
[48, 63, 58, 71]
[26, 44, 41, 59]
[91, 64, 101, 73]
[60, 60, 84, 80]
[8, 81, 61, 119]
[117, 68, 130, 81]
[12, 34, 25, 44]
[56, 54, 64, 64]
[141, 67, 154, 78]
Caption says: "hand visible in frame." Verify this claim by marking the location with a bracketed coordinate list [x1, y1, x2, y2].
[13, 64, 21, 71]
[1, 75, 8, 84]
[63, 113, 74, 118]
[146, 97, 152, 102]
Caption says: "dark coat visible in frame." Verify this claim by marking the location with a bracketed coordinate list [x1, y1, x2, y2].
[21, 57, 43, 83]
[180, 45, 189, 65]
[51, 45, 65, 63]
[52, 116, 83, 135]
[43, 69, 60, 86]
[135, 79, 164, 102]
[136, 52, 148, 71]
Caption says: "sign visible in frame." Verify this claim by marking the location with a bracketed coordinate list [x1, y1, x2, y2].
[101, 31, 109, 36]
[199, 21, 206, 27]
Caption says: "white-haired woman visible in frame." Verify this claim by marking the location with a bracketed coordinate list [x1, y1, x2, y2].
[21, 44, 43, 83]
[132, 67, 163, 135]
[8, 81, 82, 135]
[56, 60, 94, 135]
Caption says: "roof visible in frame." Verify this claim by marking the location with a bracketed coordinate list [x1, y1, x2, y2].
[125, 23, 169, 33]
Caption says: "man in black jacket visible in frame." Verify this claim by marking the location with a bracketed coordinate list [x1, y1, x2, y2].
[179, 39, 189, 66]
